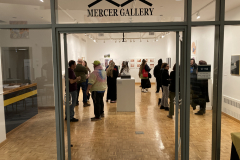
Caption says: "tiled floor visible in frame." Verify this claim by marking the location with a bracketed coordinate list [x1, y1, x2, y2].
[0, 84, 240, 160]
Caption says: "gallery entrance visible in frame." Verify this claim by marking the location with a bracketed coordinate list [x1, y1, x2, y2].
[55, 25, 188, 160]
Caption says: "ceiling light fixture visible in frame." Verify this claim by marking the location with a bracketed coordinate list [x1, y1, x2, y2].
[40, 0, 44, 2]
[93, 39, 96, 42]
[156, 38, 158, 42]
[196, 12, 200, 19]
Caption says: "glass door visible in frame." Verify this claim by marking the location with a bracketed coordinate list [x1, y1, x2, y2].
[61, 29, 187, 160]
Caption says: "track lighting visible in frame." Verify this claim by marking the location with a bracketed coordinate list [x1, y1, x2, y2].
[130, 40, 132, 42]
[196, 12, 200, 19]
[93, 39, 96, 42]
[147, 40, 149, 42]
[115, 41, 117, 43]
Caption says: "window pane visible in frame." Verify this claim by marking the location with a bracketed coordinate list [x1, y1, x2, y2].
[0, 29, 56, 159]
[190, 26, 215, 159]
[192, 0, 215, 21]
[221, 25, 240, 159]
[225, 0, 240, 21]
[0, 0, 51, 25]
[57, 0, 184, 24]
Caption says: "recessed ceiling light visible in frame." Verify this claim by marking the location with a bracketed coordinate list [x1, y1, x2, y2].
[40, 0, 44, 2]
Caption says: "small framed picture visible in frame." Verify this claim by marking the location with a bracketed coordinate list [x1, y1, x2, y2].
[137, 63, 141, 68]
[150, 58, 155, 63]
[130, 63, 135, 68]
[137, 59, 141, 63]
[150, 64, 155, 69]
[130, 58, 135, 62]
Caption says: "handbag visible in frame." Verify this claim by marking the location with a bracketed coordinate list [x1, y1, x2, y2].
[148, 73, 152, 79]
[142, 69, 148, 78]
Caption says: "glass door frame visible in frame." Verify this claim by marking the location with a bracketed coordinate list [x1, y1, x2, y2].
[57, 25, 186, 160]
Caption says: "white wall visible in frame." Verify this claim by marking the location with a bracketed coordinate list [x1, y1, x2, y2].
[0, 49, 6, 143]
[86, 33, 176, 83]
[222, 6, 240, 119]
[222, 25, 240, 120]
[61, 34, 87, 74]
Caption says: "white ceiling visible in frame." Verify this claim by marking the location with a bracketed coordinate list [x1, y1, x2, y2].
[0, 0, 239, 24]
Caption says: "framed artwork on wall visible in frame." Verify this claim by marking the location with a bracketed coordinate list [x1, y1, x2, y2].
[136, 63, 141, 68]
[231, 55, 240, 76]
[129, 63, 135, 69]
[150, 58, 155, 63]
[130, 58, 135, 63]
[137, 59, 141, 63]
[150, 64, 155, 69]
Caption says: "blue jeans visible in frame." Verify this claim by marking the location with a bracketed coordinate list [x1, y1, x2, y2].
[65, 90, 77, 119]
[77, 82, 87, 103]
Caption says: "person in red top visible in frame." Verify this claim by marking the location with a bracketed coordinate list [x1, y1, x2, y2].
[65, 60, 81, 122]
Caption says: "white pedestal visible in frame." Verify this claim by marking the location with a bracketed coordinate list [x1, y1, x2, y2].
[117, 77, 135, 112]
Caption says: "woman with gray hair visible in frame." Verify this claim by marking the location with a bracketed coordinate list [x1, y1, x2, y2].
[106, 61, 118, 103]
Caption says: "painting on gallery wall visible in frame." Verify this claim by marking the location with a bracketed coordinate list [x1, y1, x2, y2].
[150, 64, 155, 69]
[137, 59, 141, 63]
[137, 63, 141, 68]
[130, 58, 135, 63]
[231, 55, 240, 76]
[130, 63, 135, 68]
[192, 41, 197, 55]
[10, 21, 29, 39]
[104, 54, 110, 58]
[150, 58, 155, 63]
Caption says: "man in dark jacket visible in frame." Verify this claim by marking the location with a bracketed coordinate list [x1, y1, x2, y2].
[191, 60, 209, 115]
[74, 58, 90, 107]
[153, 59, 162, 93]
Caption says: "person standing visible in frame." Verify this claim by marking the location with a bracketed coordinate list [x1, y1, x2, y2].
[168, 64, 176, 118]
[83, 60, 91, 101]
[106, 61, 118, 103]
[66, 60, 81, 122]
[193, 60, 209, 115]
[74, 58, 90, 107]
[190, 58, 198, 110]
[153, 59, 163, 93]
[160, 63, 170, 111]
[139, 59, 151, 93]
[86, 60, 107, 121]
[106, 59, 119, 74]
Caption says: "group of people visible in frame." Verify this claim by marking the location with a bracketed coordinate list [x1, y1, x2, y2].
[66, 57, 209, 122]
[150, 58, 209, 119]
[66, 59, 130, 122]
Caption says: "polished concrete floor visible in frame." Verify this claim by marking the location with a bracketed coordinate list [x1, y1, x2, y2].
[0, 84, 240, 160]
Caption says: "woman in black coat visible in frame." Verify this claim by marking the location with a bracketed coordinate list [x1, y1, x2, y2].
[191, 60, 209, 115]
[106, 61, 118, 103]
[160, 63, 170, 111]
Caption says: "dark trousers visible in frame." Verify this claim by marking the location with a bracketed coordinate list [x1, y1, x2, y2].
[91, 91, 104, 118]
[77, 82, 87, 104]
[156, 77, 162, 92]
